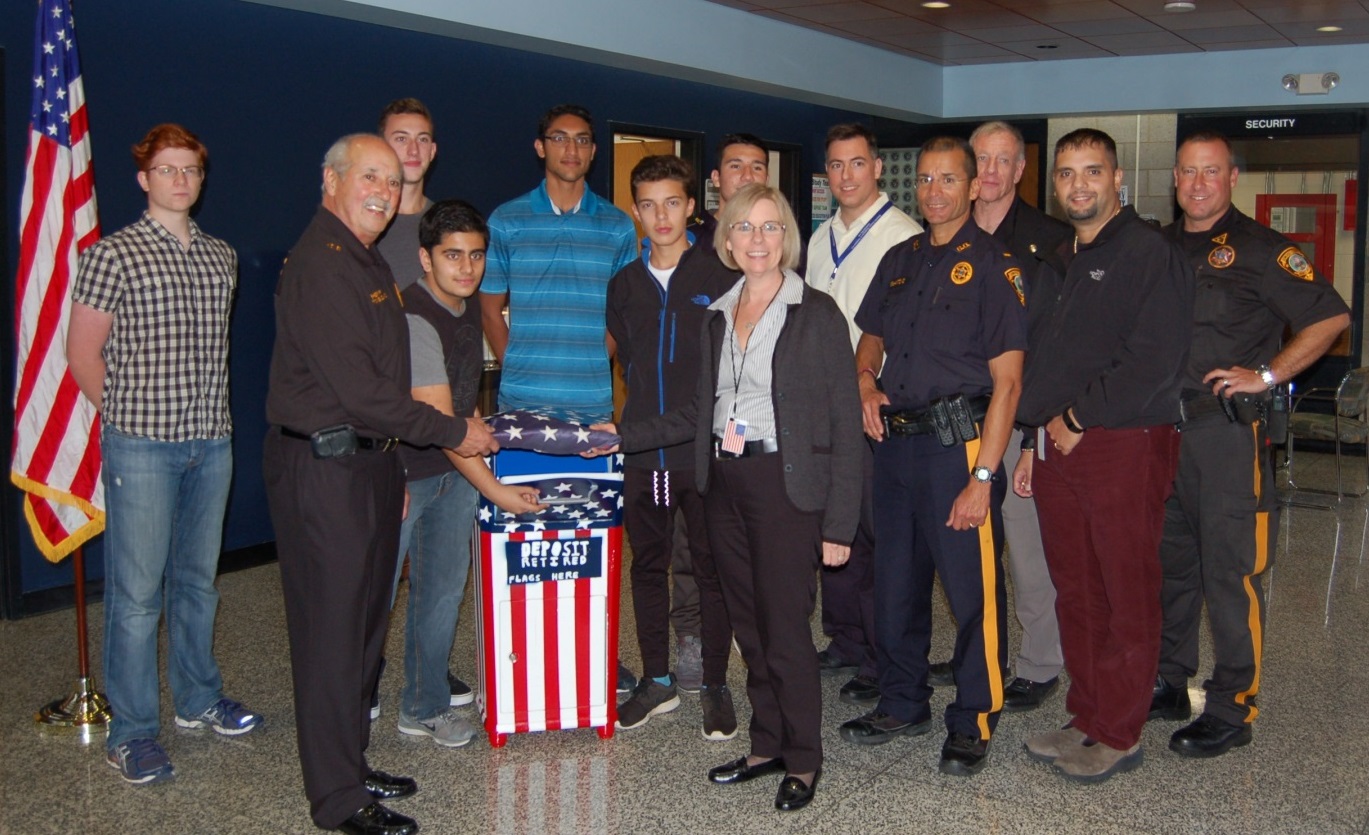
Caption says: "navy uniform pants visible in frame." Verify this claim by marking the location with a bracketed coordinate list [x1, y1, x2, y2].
[1159, 417, 1277, 727]
[872, 432, 1007, 740]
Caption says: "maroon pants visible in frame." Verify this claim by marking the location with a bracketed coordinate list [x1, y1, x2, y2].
[1032, 425, 1179, 750]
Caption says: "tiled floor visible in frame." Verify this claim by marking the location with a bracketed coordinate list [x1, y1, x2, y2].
[3, 457, 1368, 834]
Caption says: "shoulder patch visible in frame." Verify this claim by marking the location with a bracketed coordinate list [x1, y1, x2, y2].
[950, 262, 973, 285]
[1208, 245, 1235, 269]
[1276, 246, 1314, 281]
[1005, 267, 1026, 306]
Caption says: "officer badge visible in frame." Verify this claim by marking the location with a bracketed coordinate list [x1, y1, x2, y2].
[1212, 233, 1228, 245]
[1208, 245, 1235, 269]
[890, 277, 907, 288]
[1277, 246, 1314, 281]
[950, 262, 973, 285]
[1005, 268, 1026, 306]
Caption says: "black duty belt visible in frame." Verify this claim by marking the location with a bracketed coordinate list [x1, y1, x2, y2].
[280, 426, 400, 454]
[712, 436, 779, 460]
[882, 394, 991, 444]
[1178, 389, 1232, 423]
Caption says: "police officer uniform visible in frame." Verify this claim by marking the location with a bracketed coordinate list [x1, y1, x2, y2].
[1159, 206, 1349, 730]
[853, 220, 1027, 742]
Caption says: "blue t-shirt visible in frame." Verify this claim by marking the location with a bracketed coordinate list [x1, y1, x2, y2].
[482, 182, 636, 421]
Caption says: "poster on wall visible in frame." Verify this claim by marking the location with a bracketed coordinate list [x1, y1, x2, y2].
[812, 174, 831, 234]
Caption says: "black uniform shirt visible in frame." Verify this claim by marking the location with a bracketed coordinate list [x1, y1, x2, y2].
[265, 206, 466, 450]
[855, 219, 1027, 412]
[1165, 206, 1349, 390]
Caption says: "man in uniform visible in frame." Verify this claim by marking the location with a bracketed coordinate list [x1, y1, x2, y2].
[1015, 128, 1191, 784]
[264, 134, 496, 835]
[1153, 131, 1349, 758]
[839, 136, 1026, 778]
[805, 123, 922, 707]
[375, 98, 438, 289]
[966, 120, 1071, 711]
[69, 123, 261, 786]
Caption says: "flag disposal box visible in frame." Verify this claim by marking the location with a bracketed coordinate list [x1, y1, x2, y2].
[474, 448, 623, 747]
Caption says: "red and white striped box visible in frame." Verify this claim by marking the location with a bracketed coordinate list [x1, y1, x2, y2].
[475, 449, 623, 747]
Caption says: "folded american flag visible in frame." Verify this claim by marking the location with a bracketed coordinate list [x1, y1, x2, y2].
[485, 410, 621, 455]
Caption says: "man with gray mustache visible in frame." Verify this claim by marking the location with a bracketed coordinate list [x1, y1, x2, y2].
[265, 133, 496, 835]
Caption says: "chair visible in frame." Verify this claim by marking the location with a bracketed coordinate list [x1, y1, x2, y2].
[1285, 366, 1369, 502]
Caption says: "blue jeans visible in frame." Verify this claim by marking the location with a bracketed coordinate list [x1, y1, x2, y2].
[101, 427, 232, 750]
[391, 470, 478, 720]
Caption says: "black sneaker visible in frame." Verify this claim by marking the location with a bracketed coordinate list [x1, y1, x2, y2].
[701, 683, 738, 741]
[927, 661, 954, 687]
[447, 671, 474, 707]
[616, 661, 637, 695]
[615, 675, 679, 730]
[1149, 675, 1191, 722]
[838, 674, 880, 706]
[939, 732, 990, 776]
[839, 710, 932, 745]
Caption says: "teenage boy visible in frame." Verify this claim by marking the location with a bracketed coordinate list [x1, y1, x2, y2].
[395, 200, 545, 747]
[607, 156, 739, 739]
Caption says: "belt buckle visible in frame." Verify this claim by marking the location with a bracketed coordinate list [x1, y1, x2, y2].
[379, 437, 398, 452]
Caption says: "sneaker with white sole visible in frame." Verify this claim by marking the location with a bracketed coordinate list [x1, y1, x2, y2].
[397, 707, 476, 748]
[107, 738, 175, 785]
[174, 697, 263, 736]
[616, 675, 680, 730]
[700, 683, 738, 741]
[448, 671, 474, 707]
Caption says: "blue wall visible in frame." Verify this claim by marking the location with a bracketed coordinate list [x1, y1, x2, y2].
[2, 0, 876, 600]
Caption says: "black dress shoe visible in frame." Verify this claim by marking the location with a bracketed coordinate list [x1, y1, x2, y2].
[1149, 675, 1191, 722]
[775, 770, 820, 811]
[838, 674, 880, 706]
[939, 732, 990, 776]
[1002, 676, 1059, 712]
[1169, 713, 1252, 758]
[817, 648, 857, 678]
[839, 710, 932, 745]
[927, 661, 954, 687]
[364, 770, 417, 800]
[708, 756, 786, 785]
[335, 802, 417, 835]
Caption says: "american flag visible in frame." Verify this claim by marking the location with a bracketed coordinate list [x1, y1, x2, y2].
[486, 410, 621, 455]
[11, 0, 104, 562]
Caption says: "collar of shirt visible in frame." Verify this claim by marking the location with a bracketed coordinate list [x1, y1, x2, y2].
[137, 210, 202, 248]
[832, 192, 892, 240]
[315, 205, 389, 265]
[709, 269, 804, 317]
[1076, 204, 1139, 252]
[533, 180, 591, 216]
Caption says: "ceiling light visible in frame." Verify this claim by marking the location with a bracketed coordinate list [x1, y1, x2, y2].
[1036, 44, 1058, 49]
[921, 1, 951, 8]
[1164, 1, 1196, 11]
[1282, 72, 1340, 95]
[1317, 25, 1343, 33]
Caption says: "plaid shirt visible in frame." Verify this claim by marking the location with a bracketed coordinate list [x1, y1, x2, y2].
[73, 212, 237, 441]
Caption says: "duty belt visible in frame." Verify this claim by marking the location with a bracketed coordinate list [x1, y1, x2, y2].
[280, 426, 400, 454]
[882, 394, 991, 445]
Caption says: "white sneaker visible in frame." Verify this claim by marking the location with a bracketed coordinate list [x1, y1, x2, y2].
[397, 708, 476, 747]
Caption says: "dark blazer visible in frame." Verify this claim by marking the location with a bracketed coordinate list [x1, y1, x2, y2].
[620, 280, 863, 544]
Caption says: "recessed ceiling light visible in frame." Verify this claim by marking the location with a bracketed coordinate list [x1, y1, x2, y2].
[921, 1, 951, 8]
[1036, 44, 1058, 49]
[1317, 25, 1344, 32]
[1164, 1, 1196, 11]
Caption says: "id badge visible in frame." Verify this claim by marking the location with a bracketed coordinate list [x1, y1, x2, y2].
[1037, 426, 1046, 461]
[721, 417, 749, 456]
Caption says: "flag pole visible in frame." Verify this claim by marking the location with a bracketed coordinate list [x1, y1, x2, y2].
[35, 545, 111, 742]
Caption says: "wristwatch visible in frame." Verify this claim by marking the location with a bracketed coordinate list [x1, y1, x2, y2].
[970, 466, 994, 484]
[1257, 364, 1277, 390]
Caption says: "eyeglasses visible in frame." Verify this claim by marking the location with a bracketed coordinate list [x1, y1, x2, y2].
[915, 174, 966, 188]
[148, 165, 204, 180]
[542, 133, 593, 147]
[729, 220, 785, 236]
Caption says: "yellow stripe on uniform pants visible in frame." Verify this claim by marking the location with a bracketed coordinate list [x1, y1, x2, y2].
[963, 436, 1004, 738]
[1237, 422, 1267, 722]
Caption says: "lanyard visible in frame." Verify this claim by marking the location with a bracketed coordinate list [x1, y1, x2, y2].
[828, 200, 895, 288]
[726, 284, 781, 418]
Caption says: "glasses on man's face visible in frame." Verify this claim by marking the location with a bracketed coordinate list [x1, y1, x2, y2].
[148, 164, 204, 180]
[542, 134, 593, 147]
[915, 173, 965, 188]
[730, 220, 785, 236]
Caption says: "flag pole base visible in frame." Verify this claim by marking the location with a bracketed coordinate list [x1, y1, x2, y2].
[36, 676, 112, 743]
